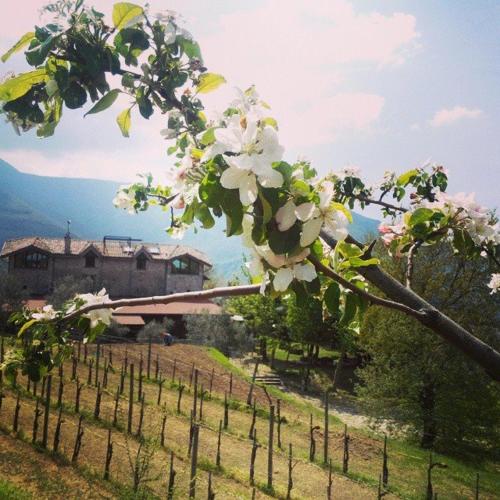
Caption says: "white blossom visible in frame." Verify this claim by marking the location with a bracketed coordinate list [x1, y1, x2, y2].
[488, 273, 500, 294]
[113, 186, 136, 214]
[300, 181, 349, 247]
[273, 262, 317, 292]
[32, 305, 57, 321]
[74, 289, 113, 328]
[168, 223, 189, 239]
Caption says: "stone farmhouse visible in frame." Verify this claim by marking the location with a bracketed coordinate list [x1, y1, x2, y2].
[0, 234, 212, 298]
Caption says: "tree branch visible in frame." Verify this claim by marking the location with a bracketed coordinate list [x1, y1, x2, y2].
[61, 284, 261, 323]
[352, 195, 408, 213]
[320, 228, 500, 381]
[308, 256, 425, 320]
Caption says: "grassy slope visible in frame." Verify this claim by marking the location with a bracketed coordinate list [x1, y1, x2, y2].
[0, 342, 498, 499]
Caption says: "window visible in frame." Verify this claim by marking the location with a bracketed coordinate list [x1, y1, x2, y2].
[85, 253, 96, 268]
[14, 251, 49, 269]
[136, 254, 147, 270]
[171, 256, 199, 275]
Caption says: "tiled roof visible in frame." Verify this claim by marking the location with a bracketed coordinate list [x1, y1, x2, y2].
[0, 237, 211, 266]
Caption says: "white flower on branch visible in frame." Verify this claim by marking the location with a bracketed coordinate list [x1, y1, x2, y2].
[273, 262, 317, 292]
[300, 181, 350, 247]
[32, 305, 57, 321]
[211, 115, 284, 205]
[113, 186, 137, 214]
[488, 273, 500, 294]
[71, 288, 113, 328]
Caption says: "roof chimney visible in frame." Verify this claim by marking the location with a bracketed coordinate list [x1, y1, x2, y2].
[64, 220, 71, 254]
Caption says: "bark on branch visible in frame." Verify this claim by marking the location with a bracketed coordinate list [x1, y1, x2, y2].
[61, 284, 261, 323]
[320, 228, 500, 381]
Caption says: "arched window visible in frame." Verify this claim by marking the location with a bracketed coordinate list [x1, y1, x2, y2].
[171, 256, 199, 275]
[14, 251, 49, 269]
[136, 254, 147, 270]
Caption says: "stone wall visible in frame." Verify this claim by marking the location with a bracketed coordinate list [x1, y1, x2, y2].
[6, 252, 205, 297]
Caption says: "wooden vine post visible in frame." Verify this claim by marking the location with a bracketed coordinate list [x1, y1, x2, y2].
[342, 424, 350, 474]
[137, 392, 145, 437]
[71, 354, 78, 380]
[207, 471, 215, 500]
[267, 404, 275, 490]
[223, 391, 229, 429]
[229, 372, 233, 396]
[42, 374, 52, 448]
[189, 424, 199, 499]
[104, 428, 113, 480]
[199, 386, 206, 420]
[177, 381, 185, 414]
[382, 434, 389, 487]
[128, 363, 134, 433]
[167, 451, 176, 500]
[13, 391, 21, 433]
[94, 382, 102, 419]
[155, 353, 159, 381]
[32, 398, 42, 443]
[327, 459, 333, 500]
[192, 369, 199, 419]
[160, 413, 167, 447]
[75, 377, 82, 413]
[87, 358, 93, 385]
[113, 385, 120, 427]
[216, 419, 222, 467]
[426, 453, 447, 500]
[138, 353, 143, 401]
[95, 341, 100, 387]
[323, 391, 329, 464]
[53, 407, 64, 453]
[147, 335, 152, 379]
[277, 399, 282, 449]
[157, 374, 164, 406]
[72, 415, 84, 463]
[246, 362, 259, 406]
[0, 337, 4, 385]
[309, 414, 320, 462]
[119, 365, 125, 395]
[286, 443, 296, 500]
[249, 429, 260, 486]
[249, 398, 257, 439]
[189, 362, 195, 389]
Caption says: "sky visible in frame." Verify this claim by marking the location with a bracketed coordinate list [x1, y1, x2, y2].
[0, 0, 499, 212]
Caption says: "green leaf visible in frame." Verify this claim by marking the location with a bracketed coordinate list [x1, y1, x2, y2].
[0, 69, 48, 102]
[116, 107, 132, 137]
[340, 293, 357, 326]
[337, 241, 363, 259]
[195, 204, 215, 229]
[347, 256, 379, 268]
[179, 37, 203, 62]
[112, 2, 144, 30]
[196, 73, 226, 94]
[17, 318, 37, 337]
[200, 127, 215, 146]
[258, 190, 273, 224]
[324, 282, 340, 315]
[397, 168, 419, 186]
[85, 89, 120, 116]
[1, 32, 35, 63]
[409, 207, 434, 226]
[268, 224, 301, 255]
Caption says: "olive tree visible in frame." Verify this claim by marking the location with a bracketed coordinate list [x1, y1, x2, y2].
[0, 1, 499, 382]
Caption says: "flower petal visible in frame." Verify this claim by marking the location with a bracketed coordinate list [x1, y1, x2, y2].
[258, 167, 283, 188]
[239, 172, 258, 205]
[220, 166, 248, 189]
[293, 262, 317, 282]
[300, 217, 323, 247]
[273, 267, 294, 292]
[275, 200, 297, 232]
[295, 202, 319, 221]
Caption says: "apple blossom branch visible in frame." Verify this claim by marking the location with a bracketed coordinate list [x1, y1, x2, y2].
[61, 284, 261, 323]
[308, 256, 425, 320]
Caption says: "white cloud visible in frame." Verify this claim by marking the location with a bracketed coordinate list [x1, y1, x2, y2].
[430, 106, 482, 127]
[197, 0, 419, 147]
[0, 0, 419, 178]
